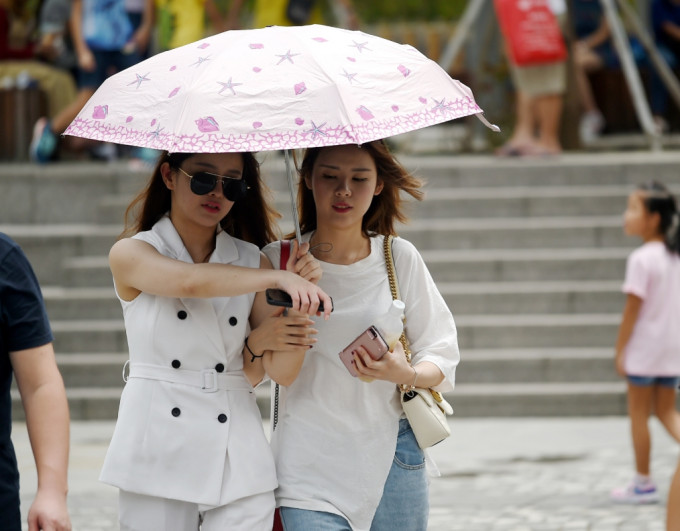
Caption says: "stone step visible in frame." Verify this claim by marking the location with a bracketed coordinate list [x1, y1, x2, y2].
[455, 313, 619, 349]
[0, 162, 146, 225]
[56, 353, 127, 388]
[423, 247, 629, 282]
[43, 287, 119, 320]
[51, 319, 126, 353]
[440, 281, 624, 315]
[0, 224, 119, 285]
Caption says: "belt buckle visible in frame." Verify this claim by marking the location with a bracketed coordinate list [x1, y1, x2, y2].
[201, 368, 218, 392]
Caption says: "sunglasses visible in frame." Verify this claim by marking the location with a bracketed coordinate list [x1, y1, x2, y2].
[177, 167, 249, 202]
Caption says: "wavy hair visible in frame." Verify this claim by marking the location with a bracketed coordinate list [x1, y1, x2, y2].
[294, 141, 424, 237]
[121, 151, 279, 248]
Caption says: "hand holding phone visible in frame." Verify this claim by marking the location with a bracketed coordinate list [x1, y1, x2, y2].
[339, 326, 388, 377]
[265, 288, 333, 313]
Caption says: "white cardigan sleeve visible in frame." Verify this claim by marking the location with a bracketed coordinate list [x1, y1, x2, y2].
[392, 237, 460, 393]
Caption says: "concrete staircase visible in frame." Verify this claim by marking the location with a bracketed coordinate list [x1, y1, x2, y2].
[3, 151, 680, 419]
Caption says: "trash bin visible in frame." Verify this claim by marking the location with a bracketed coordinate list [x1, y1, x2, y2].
[0, 86, 48, 161]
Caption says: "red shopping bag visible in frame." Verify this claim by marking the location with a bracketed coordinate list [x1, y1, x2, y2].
[494, 0, 567, 66]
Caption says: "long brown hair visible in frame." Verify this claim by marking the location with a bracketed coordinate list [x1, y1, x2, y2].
[295, 141, 424, 237]
[121, 151, 280, 248]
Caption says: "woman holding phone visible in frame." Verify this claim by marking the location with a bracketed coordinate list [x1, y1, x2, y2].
[262, 141, 460, 530]
[103, 150, 330, 530]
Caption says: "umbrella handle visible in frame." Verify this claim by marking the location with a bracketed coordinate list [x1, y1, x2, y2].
[283, 149, 303, 243]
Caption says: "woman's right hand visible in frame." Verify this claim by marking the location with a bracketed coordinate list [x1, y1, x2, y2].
[276, 269, 332, 319]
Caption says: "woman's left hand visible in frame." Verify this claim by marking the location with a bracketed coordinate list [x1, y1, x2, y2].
[352, 340, 414, 386]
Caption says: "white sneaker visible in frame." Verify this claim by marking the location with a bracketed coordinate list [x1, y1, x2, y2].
[610, 479, 660, 505]
[579, 111, 605, 144]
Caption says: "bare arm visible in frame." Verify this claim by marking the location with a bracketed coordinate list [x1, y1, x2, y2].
[128, 0, 155, 53]
[109, 238, 332, 317]
[11, 344, 71, 531]
[614, 293, 642, 377]
[70, 0, 94, 71]
[662, 20, 680, 42]
[579, 16, 611, 50]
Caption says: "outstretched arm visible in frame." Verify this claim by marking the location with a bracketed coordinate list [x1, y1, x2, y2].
[11, 344, 71, 531]
[109, 238, 332, 318]
[614, 293, 642, 377]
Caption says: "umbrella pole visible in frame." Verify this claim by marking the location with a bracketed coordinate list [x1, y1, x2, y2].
[283, 149, 302, 243]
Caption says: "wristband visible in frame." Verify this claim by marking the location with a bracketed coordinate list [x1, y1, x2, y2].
[245, 336, 264, 362]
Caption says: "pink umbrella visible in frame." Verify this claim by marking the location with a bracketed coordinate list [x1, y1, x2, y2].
[65, 24, 497, 238]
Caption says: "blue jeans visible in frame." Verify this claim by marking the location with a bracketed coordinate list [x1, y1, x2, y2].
[279, 419, 428, 531]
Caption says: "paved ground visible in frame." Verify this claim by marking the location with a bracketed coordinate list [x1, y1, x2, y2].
[14, 416, 678, 530]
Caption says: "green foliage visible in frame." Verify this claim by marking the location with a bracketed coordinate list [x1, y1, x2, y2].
[355, 0, 467, 24]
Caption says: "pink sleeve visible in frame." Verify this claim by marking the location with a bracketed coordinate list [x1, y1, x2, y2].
[622, 250, 648, 299]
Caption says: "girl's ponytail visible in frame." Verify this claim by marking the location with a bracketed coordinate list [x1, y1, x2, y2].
[637, 181, 680, 255]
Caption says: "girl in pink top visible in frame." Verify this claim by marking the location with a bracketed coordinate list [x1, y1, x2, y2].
[611, 181, 680, 505]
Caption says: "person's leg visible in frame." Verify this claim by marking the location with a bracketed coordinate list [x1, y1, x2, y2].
[668, 458, 680, 531]
[611, 379, 659, 504]
[627, 381, 654, 476]
[653, 379, 680, 444]
[371, 418, 428, 531]
[496, 90, 536, 156]
[118, 490, 200, 531]
[535, 93, 564, 153]
[279, 507, 352, 531]
[201, 490, 275, 531]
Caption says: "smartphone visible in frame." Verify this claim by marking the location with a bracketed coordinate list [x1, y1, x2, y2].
[338, 326, 389, 377]
[265, 288, 332, 313]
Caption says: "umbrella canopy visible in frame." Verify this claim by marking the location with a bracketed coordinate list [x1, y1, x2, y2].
[65, 24, 495, 153]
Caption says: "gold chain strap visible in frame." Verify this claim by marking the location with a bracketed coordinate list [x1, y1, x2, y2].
[384, 235, 445, 403]
[383, 235, 411, 364]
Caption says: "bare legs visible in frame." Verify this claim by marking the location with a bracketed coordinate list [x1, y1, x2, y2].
[626, 382, 680, 476]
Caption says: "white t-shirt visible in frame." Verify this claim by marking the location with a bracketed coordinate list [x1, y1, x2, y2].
[622, 241, 680, 376]
[263, 234, 459, 530]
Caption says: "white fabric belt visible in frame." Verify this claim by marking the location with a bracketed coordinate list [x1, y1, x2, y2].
[125, 362, 252, 393]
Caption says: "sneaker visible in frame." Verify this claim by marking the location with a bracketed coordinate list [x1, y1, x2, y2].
[610, 479, 660, 504]
[29, 118, 58, 163]
[579, 110, 605, 145]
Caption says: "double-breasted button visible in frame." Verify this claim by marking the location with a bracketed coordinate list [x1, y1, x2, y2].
[177, 310, 187, 320]
[171, 407, 181, 417]
[217, 413, 227, 423]
[228, 316, 238, 326]
[215, 363, 225, 373]
[171, 359, 181, 369]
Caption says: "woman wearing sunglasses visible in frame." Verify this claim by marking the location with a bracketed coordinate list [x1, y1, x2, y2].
[101, 151, 331, 530]
[262, 142, 459, 531]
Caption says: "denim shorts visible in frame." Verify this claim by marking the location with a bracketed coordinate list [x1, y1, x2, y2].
[628, 375, 680, 388]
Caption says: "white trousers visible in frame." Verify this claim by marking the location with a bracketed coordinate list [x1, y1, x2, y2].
[119, 489, 275, 531]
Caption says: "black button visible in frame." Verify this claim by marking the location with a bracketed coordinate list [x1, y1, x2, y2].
[217, 413, 227, 423]
[177, 310, 187, 320]
[215, 363, 225, 373]
[171, 407, 181, 417]
[171, 359, 181, 369]
[228, 316, 238, 326]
